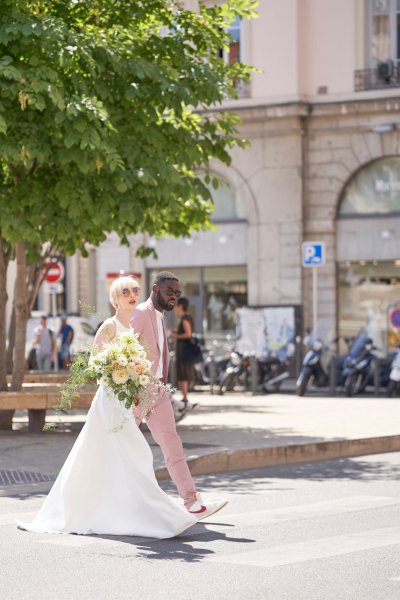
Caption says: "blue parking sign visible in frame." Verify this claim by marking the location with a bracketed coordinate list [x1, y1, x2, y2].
[302, 241, 325, 267]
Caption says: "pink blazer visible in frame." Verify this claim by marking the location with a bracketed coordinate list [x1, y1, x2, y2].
[130, 298, 170, 382]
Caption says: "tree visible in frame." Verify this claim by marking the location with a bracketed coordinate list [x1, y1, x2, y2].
[0, 0, 257, 426]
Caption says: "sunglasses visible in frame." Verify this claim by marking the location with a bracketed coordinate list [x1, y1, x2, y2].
[161, 286, 182, 298]
[121, 287, 140, 297]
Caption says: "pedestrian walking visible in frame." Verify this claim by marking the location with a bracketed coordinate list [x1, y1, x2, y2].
[131, 271, 227, 518]
[32, 316, 57, 371]
[58, 315, 74, 369]
[17, 276, 197, 537]
[171, 296, 198, 418]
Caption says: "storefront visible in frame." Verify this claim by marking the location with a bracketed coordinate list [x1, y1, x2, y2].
[147, 265, 248, 341]
[337, 156, 400, 353]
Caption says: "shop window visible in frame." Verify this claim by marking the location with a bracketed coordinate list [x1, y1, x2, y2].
[338, 156, 400, 216]
[204, 266, 247, 335]
[148, 265, 247, 338]
[338, 260, 400, 352]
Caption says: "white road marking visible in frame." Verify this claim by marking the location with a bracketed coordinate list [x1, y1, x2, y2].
[217, 496, 400, 526]
[0, 512, 36, 526]
[206, 526, 400, 568]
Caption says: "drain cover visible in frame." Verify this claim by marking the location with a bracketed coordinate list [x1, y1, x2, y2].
[0, 470, 55, 486]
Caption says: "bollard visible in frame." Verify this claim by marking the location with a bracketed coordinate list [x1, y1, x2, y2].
[208, 355, 217, 395]
[250, 354, 258, 395]
[329, 355, 337, 395]
[373, 358, 381, 396]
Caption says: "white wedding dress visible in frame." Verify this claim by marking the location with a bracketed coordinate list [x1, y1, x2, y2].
[18, 319, 196, 538]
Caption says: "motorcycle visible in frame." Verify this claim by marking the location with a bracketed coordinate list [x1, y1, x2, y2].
[296, 339, 328, 396]
[258, 353, 290, 393]
[342, 334, 377, 397]
[218, 350, 251, 394]
[387, 347, 400, 397]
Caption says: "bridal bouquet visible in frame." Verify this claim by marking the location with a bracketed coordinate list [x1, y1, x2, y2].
[87, 331, 160, 412]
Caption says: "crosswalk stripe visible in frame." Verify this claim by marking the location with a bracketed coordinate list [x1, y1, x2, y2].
[0, 512, 36, 526]
[209, 496, 400, 527]
[206, 526, 400, 568]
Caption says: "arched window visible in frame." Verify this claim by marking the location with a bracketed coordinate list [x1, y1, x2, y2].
[339, 156, 400, 216]
[208, 180, 246, 222]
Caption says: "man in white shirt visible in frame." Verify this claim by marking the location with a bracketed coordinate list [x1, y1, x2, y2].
[32, 316, 57, 371]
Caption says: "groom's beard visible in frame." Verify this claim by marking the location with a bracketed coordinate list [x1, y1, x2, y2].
[156, 291, 175, 312]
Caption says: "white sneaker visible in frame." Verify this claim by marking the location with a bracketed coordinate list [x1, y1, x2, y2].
[188, 494, 228, 521]
[174, 399, 198, 412]
[174, 408, 187, 423]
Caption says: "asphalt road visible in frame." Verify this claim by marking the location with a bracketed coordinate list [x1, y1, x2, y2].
[1, 452, 400, 599]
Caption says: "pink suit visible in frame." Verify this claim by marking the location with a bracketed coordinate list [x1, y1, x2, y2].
[130, 298, 196, 508]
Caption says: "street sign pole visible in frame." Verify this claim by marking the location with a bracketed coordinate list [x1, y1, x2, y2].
[312, 267, 318, 338]
[302, 241, 325, 339]
[51, 291, 58, 372]
[45, 260, 65, 373]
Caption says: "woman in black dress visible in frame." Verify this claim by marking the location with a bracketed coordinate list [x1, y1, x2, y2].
[172, 297, 197, 413]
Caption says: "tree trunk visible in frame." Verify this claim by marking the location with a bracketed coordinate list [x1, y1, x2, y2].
[11, 241, 29, 391]
[0, 237, 14, 429]
[6, 260, 45, 373]
[6, 304, 16, 374]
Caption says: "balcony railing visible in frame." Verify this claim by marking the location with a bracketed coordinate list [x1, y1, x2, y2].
[355, 60, 400, 92]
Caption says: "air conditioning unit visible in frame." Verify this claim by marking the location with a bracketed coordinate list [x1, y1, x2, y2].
[377, 59, 394, 81]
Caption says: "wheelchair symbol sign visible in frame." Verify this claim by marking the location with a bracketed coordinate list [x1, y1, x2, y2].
[302, 242, 325, 267]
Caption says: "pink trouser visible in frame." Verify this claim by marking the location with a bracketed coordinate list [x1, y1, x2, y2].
[138, 388, 197, 509]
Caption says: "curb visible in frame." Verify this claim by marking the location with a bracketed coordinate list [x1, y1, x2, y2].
[155, 434, 400, 479]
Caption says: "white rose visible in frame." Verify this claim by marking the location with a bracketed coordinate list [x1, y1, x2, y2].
[117, 355, 128, 367]
[127, 362, 136, 375]
[139, 374, 149, 386]
[95, 352, 106, 363]
[112, 368, 129, 385]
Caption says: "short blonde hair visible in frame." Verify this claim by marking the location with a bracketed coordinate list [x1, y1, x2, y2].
[109, 276, 140, 309]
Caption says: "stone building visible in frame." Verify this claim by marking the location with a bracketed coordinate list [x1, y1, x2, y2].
[37, 0, 400, 353]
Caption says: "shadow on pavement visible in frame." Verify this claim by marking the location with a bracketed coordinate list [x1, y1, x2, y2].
[91, 524, 255, 563]
[158, 454, 400, 492]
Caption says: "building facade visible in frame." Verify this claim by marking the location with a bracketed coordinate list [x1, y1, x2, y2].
[39, 0, 400, 353]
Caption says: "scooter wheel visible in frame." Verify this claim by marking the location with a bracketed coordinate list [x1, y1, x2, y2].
[387, 380, 397, 398]
[345, 375, 356, 397]
[296, 372, 309, 396]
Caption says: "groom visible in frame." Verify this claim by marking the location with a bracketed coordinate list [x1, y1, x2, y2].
[130, 271, 227, 519]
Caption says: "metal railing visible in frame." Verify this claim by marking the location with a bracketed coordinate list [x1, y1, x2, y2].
[354, 61, 400, 91]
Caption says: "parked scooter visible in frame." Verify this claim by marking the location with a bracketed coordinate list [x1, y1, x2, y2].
[258, 353, 290, 393]
[387, 347, 400, 397]
[219, 350, 251, 394]
[342, 335, 377, 397]
[296, 339, 328, 396]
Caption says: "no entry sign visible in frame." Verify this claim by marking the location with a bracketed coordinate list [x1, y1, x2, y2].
[45, 261, 65, 284]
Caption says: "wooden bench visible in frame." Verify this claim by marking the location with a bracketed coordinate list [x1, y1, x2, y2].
[0, 385, 96, 432]
[6, 372, 70, 384]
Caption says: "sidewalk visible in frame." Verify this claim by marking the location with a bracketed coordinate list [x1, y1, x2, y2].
[1, 390, 400, 493]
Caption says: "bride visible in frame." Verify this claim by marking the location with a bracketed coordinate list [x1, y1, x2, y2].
[18, 276, 196, 538]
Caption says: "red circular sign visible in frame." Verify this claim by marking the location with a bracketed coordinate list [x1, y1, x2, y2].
[45, 261, 64, 283]
[390, 308, 400, 329]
